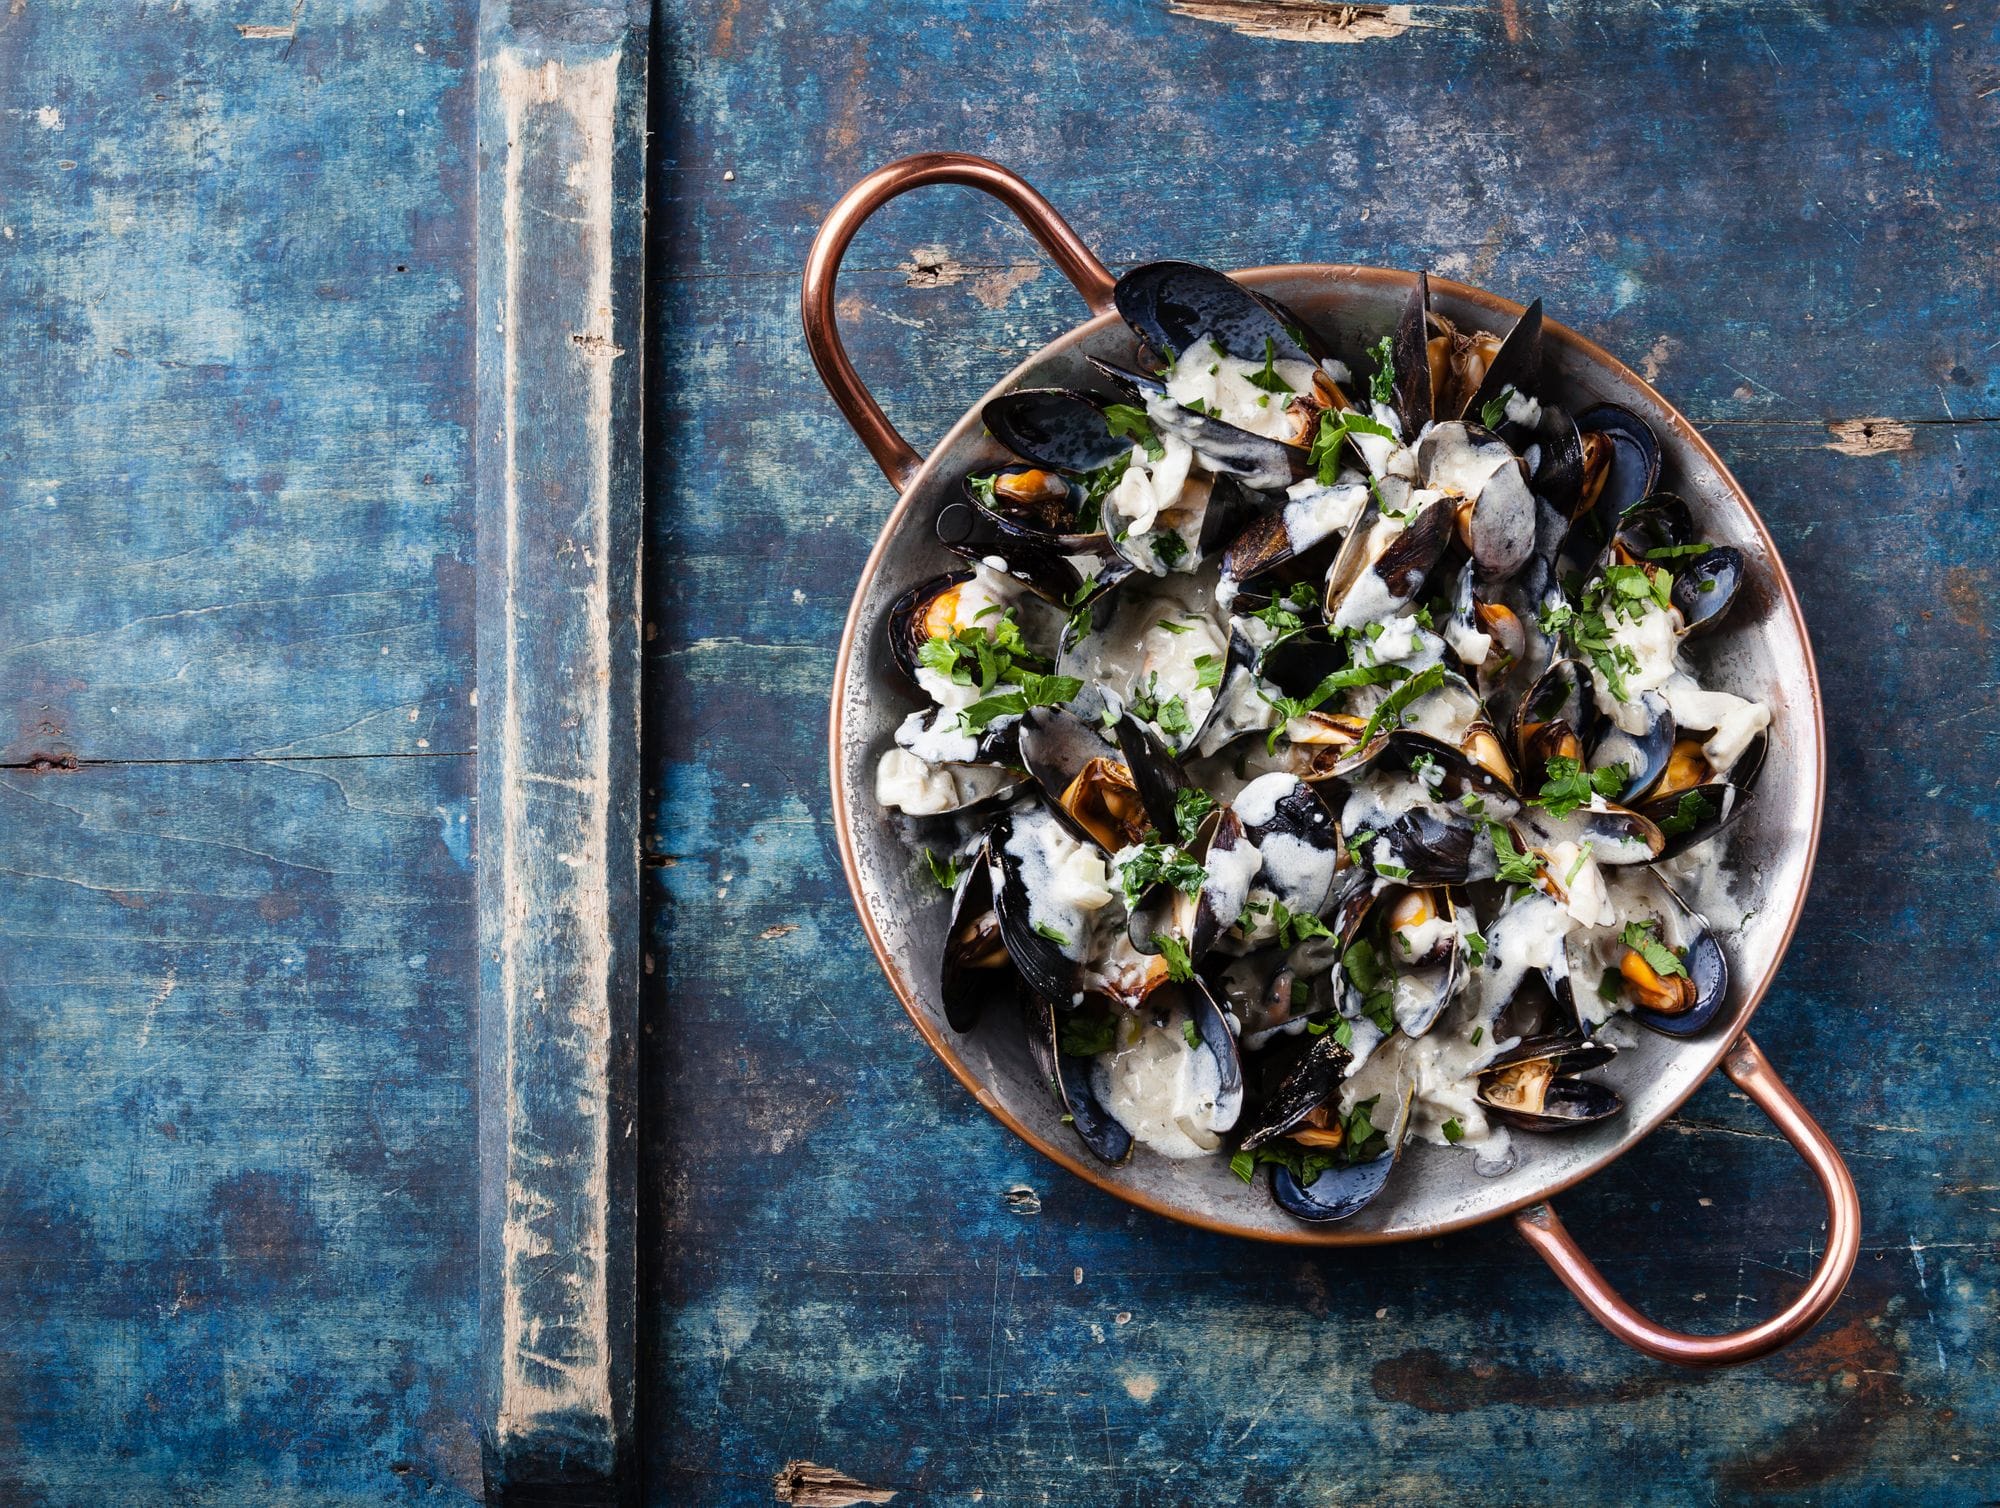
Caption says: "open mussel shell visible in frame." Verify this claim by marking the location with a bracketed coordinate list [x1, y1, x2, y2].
[1191, 626, 1279, 760]
[1382, 730, 1522, 816]
[1127, 807, 1252, 961]
[1512, 657, 1603, 773]
[1518, 799, 1665, 868]
[1270, 1076, 1417, 1223]
[1222, 478, 1365, 589]
[983, 387, 1132, 475]
[1389, 272, 1434, 436]
[1475, 1034, 1622, 1131]
[1022, 990, 1133, 1166]
[1085, 356, 1311, 493]
[1643, 781, 1752, 859]
[1113, 259, 1328, 367]
[1531, 403, 1586, 521]
[1464, 297, 1544, 425]
[1374, 885, 1467, 1037]
[1614, 492, 1695, 557]
[936, 500, 1098, 606]
[1110, 711, 1193, 834]
[1019, 706, 1156, 853]
[886, 569, 975, 686]
[1238, 1032, 1352, 1152]
[964, 463, 1099, 541]
[1417, 421, 1537, 582]
[1323, 486, 1455, 629]
[988, 807, 1099, 1006]
[1670, 544, 1745, 636]
[1590, 871, 1730, 1037]
[1230, 771, 1342, 917]
[1560, 404, 1663, 571]
[940, 839, 1010, 1033]
[1589, 690, 1676, 805]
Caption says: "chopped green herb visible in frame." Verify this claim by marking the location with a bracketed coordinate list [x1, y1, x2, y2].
[1530, 755, 1629, 819]
[1183, 396, 1212, 416]
[1464, 930, 1488, 966]
[967, 473, 1000, 507]
[1291, 979, 1311, 1007]
[1487, 822, 1543, 885]
[1229, 1149, 1257, 1184]
[1597, 972, 1623, 1002]
[1151, 529, 1189, 569]
[1358, 663, 1447, 745]
[1173, 787, 1218, 847]
[1441, 1116, 1465, 1144]
[1479, 386, 1514, 430]
[1181, 1018, 1202, 1049]
[1376, 861, 1412, 880]
[1060, 1012, 1117, 1057]
[1103, 403, 1165, 460]
[1367, 335, 1395, 407]
[1261, 661, 1410, 754]
[1268, 899, 1334, 949]
[925, 849, 963, 892]
[1565, 841, 1595, 885]
[1309, 408, 1398, 485]
[1656, 787, 1718, 837]
[1118, 842, 1207, 905]
[1469, 1026, 1484, 1046]
[1644, 542, 1713, 561]
[1034, 921, 1070, 947]
[1193, 653, 1224, 692]
[1620, 919, 1689, 979]
[1247, 336, 1295, 395]
[1155, 934, 1195, 982]
[1156, 617, 1193, 635]
[957, 671, 1084, 734]
[1346, 828, 1376, 867]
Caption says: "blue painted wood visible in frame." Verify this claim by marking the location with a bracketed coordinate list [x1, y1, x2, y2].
[474, 1, 648, 1500]
[641, 1, 2000, 1503]
[3, 0, 1997, 1501]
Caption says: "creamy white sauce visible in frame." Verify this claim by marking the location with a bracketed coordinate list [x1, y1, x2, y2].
[1092, 1016, 1235, 1159]
[1281, 477, 1368, 553]
[1161, 336, 1319, 441]
[874, 748, 1015, 815]
[1003, 811, 1114, 963]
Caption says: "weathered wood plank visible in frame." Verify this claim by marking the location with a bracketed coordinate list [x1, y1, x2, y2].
[0, 755, 480, 1504]
[476, 2, 648, 1500]
[641, 0, 2000, 1476]
[0, 0, 478, 766]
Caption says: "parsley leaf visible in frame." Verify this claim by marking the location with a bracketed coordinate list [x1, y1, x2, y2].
[1118, 842, 1207, 905]
[1486, 822, 1543, 885]
[1180, 1017, 1201, 1048]
[1309, 408, 1398, 485]
[1357, 663, 1446, 745]
[1441, 1116, 1465, 1144]
[1103, 404, 1165, 461]
[956, 672, 1083, 734]
[1464, 929, 1488, 966]
[1479, 387, 1513, 430]
[1261, 662, 1409, 753]
[1367, 335, 1394, 407]
[1151, 530, 1189, 569]
[1060, 1013, 1117, 1057]
[1193, 653, 1224, 691]
[1656, 787, 1717, 837]
[1174, 788, 1217, 847]
[1644, 542, 1713, 561]
[925, 849, 963, 891]
[1247, 335, 1294, 395]
[1529, 756, 1629, 819]
[1620, 919, 1689, 979]
[1156, 935, 1195, 982]
[1034, 921, 1071, 948]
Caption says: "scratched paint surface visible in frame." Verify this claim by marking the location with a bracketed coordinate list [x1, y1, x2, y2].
[644, 2, 1998, 1504]
[1, 1, 483, 1503]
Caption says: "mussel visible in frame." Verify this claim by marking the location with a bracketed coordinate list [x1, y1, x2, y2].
[1475, 1035, 1622, 1130]
[1022, 990, 1133, 1166]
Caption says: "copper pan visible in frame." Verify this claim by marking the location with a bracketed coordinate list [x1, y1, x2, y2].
[805, 153, 1858, 1366]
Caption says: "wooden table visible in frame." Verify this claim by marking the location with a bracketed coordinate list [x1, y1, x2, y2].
[4, 1, 1995, 1502]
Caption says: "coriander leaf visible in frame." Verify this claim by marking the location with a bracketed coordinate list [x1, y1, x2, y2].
[1034, 921, 1070, 947]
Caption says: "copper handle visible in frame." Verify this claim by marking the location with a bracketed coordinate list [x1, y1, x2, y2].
[801, 153, 1117, 491]
[1514, 1033, 1861, 1366]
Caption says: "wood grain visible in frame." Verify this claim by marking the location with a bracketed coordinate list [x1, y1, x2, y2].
[640, 0, 1999, 1501]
